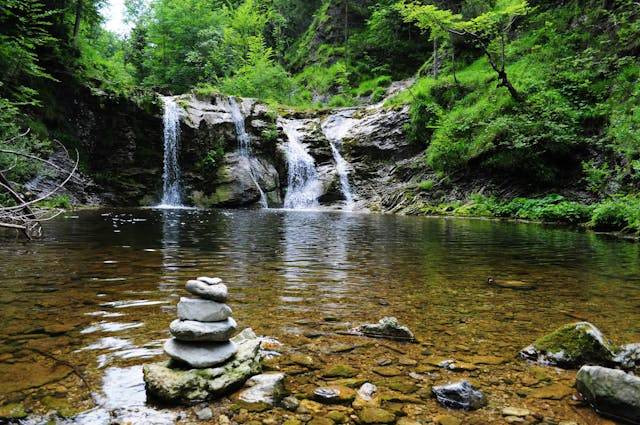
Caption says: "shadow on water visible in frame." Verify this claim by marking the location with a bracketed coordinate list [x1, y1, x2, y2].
[0, 208, 638, 422]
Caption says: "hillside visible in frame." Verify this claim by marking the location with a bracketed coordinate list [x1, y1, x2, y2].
[1, 0, 639, 233]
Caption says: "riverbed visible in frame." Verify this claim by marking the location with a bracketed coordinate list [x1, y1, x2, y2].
[1, 208, 638, 424]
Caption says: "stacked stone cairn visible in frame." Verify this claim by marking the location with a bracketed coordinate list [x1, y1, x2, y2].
[164, 277, 238, 368]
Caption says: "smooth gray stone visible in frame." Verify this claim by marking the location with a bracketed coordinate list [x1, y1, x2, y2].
[163, 338, 237, 368]
[170, 318, 237, 342]
[576, 365, 640, 423]
[186, 280, 228, 302]
[197, 276, 222, 285]
[177, 297, 232, 322]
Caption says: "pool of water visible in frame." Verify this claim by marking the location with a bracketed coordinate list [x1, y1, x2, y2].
[1, 208, 638, 423]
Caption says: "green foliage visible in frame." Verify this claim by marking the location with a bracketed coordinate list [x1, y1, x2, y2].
[582, 160, 612, 194]
[417, 179, 434, 191]
[590, 195, 640, 234]
[37, 194, 72, 209]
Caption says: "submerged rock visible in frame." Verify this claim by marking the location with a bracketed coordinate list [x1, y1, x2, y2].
[144, 329, 261, 404]
[237, 372, 286, 411]
[613, 342, 640, 369]
[169, 318, 237, 342]
[163, 339, 237, 368]
[576, 365, 640, 424]
[520, 322, 617, 368]
[313, 386, 356, 405]
[357, 407, 396, 424]
[487, 277, 536, 290]
[177, 297, 232, 322]
[351, 317, 415, 341]
[431, 381, 487, 410]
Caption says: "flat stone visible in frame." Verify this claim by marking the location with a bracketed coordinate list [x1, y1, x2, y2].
[576, 365, 640, 423]
[163, 338, 237, 368]
[169, 318, 237, 342]
[197, 276, 222, 285]
[0, 403, 27, 420]
[186, 280, 228, 302]
[373, 366, 403, 377]
[321, 364, 358, 378]
[434, 415, 461, 425]
[502, 407, 531, 417]
[358, 407, 396, 424]
[237, 372, 286, 410]
[177, 297, 232, 322]
[144, 328, 262, 404]
[529, 383, 573, 400]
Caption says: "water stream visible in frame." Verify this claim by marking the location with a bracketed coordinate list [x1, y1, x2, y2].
[158, 97, 183, 208]
[321, 113, 356, 209]
[281, 119, 323, 209]
[228, 97, 268, 208]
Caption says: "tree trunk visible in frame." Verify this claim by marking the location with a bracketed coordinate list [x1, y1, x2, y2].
[73, 0, 82, 40]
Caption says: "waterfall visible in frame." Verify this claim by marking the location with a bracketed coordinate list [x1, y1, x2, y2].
[159, 97, 183, 207]
[228, 97, 268, 208]
[321, 114, 355, 209]
[281, 119, 323, 209]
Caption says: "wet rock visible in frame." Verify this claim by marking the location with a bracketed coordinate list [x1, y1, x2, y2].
[487, 277, 536, 290]
[287, 353, 316, 368]
[322, 364, 358, 378]
[327, 410, 348, 423]
[313, 385, 356, 404]
[177, 297, 232, 322]
[529, 383, 573, 400]
[576, 365, 640, 423]
[169, 318, 237, 342]
[373, 366, 403, 377]
[358, 407, 396, 424]
[520, 322, 617, 368]
[613, 342, 640, 369]
[194, 405, 213, 420]
[434, 415, 461, 425]
[298, 399, 324, 414]
[281, 395, 300, 411]
[358, 383, 378, 401]
[308, 418, 334, 425]
[237, 372, 286, 410]
[431, 381, 487, 410]
[163, 338, 237, 368]
[41, 396, 80, 418]
[185, 280, 228, 302]
[0, 402, 27, 420]
[283, 419, 302, 425]
[0, 362, 72, 393]
[144, 328, 262, 404]
[502, 407, 531, 417]
[352, 317, 415, 341]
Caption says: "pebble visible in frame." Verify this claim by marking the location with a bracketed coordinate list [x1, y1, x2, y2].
[502, 407, 531, 417]
[194, 406, 212, 420]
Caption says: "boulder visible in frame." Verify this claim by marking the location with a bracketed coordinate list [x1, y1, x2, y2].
[144, 328, 262, 404]
[520, 322, 617, 368]
[169, 318, 237, 342]
[576, 365, 640, 424]
[237, 372, 286, 410]
[351, 317, 415, 341]
[431, 381, 487, 410]
[186, 280, 228, 302]
[177, 297, 232, 322]
[163, 339, 237, 368]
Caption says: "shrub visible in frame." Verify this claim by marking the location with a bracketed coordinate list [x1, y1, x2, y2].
[590, 196, 640, 234]
[417, 179, 434, 191]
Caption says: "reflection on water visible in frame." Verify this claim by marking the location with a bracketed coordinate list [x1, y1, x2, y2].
[0, 208, 639, 422]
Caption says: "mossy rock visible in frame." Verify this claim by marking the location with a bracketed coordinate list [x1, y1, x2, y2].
[321, 364, 359, 378]
[0, 402, 27, 420]
[520, 322, 617, 368]
[42, 396, 81, 418]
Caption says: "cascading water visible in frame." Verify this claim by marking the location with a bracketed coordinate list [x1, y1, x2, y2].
[321, 114, 356, 209]
[158, 97, 183, 208]
[281, 119, 323, 209]
[228, 97, 268, 208]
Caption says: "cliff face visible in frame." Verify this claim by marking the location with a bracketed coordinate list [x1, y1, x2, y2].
[162, 92, 424, 211]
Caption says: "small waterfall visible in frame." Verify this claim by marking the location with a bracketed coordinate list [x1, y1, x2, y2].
[321, 114, 355, 209]
[159, 97, 183, 207]
[228, 97, 268, 208]
[281, 119, 323, 209]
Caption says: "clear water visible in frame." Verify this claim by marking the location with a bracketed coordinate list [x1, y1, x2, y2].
[158, 97, 183, 208]
[228, 97, 268, 208]
[322, 113, 356, 209]
[1, 209, 639, 423]
[281, 119, 323, 209]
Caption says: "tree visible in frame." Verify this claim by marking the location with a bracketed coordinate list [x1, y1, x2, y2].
[396, 0, 530, 101]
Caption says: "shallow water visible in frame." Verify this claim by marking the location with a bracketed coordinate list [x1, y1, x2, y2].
[1, 209, 639, 423]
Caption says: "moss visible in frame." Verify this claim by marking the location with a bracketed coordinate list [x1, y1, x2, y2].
[41, 396, 81, 418]
[321, 364, 358, 378]
[0, 402, 27, 420]
[533, 322, 617, 366]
